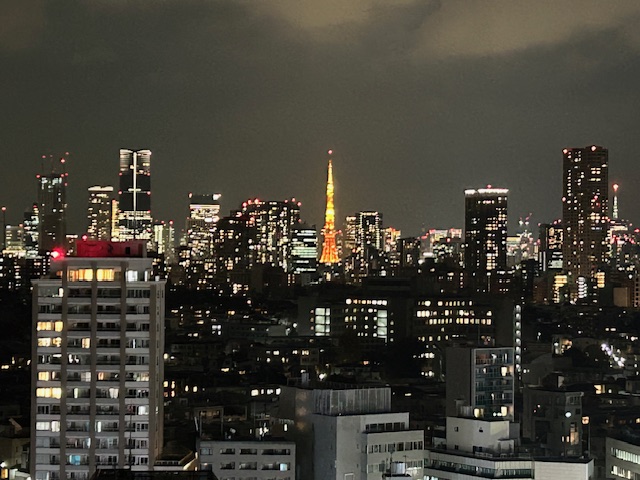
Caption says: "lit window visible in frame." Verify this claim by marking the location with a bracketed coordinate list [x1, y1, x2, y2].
[36, 387, 62, 399]
[96, 269, 115, 281]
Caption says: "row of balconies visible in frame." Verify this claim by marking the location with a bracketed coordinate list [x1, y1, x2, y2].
[219, 462, 291, 471]
[218, 448, 292, 456]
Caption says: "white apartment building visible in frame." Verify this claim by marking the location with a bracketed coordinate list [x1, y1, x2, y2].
[276, 385, 424, 480]
[606, 435, 640, 480]
[31, 241, 165, 480]
[197, 438, 295, 480]
[424, 416, 593, 480]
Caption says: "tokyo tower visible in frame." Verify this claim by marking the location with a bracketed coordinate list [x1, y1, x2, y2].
[319, 150, 340, 264]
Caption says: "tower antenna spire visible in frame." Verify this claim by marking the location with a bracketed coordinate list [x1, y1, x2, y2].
[319, 150, 340, 264]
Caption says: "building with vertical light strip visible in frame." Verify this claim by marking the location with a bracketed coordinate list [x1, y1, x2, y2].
[464, 188, 508, 293]
[31, 240, 165, 480]
[117, 149, 153, 245]
[562, 145, 608, 299]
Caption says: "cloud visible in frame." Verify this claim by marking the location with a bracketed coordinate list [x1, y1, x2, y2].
[248, 0, 640, 58]
[0, 0, 46, 53]
[412, 1, 640, 58]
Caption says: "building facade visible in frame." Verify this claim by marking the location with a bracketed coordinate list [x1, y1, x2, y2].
[290, 224, 318, 284]
[446, 347, 515, 420]
[37, 171, 68, 253]
[464, 188, 508, 293]
[197, 439, 295, 480]
[31, 240, 165, 480]
[117, 149, 153, 244]
[276, 385, 424, 480]
[87, 186, 114, 241]
[240, 199, 301, 272]
[562, 146, 609, 298]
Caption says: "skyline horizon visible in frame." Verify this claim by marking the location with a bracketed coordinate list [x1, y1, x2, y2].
[2, 143, 630, 240]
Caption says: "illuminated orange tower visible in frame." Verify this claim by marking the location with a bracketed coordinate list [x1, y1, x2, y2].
[319, 150, 340, 264]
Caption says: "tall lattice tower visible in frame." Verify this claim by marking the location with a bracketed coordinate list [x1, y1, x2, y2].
[319, 150, 340, 264]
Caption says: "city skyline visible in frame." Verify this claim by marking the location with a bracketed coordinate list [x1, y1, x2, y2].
[3, 2, 640, 236]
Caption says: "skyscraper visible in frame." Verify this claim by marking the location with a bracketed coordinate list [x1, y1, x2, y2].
[290, 223, 318, 284]
[86, 186, 114, 241]
[240, 198, 301, 271]
[186, 193, 221, 261]
[464, 187, 508, 293]
[562, 146, 608, 294]
[117, 149, 152, 244]
[356, 211, 383, 253]
[24, 203, 40, 257]
[31, 240, 165, 480]
[319, 151, 340, 265]
[37, 157, 68, 253]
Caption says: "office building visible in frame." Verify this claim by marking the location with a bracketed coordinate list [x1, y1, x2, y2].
[117, 149, 153, 244]
[290, 223, 318, 284]
[87, 186, 114, 241]
[562, 146, 608, 298]
[31, 240, 165, 480]
[3, 224, 25, 257]
[464, 188, 508, 293]
[37, 167, 68, 253]
[310, 296, 391, 344]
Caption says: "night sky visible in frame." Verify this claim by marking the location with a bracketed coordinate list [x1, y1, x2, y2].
[3, 1, 640, 236]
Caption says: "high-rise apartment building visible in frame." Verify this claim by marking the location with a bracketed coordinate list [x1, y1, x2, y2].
[343, 215, 358, 257]
[31, 240, 165, 480]
[24, 203, 40, 257]
[212, 215, 253, 295]
[87, 186, 114, 241]
[240, 199, 301, 271]
[539, 221, 563, 272]
[186, 193, 221, 261]
[153, 221, 176, 264]
[117, 149, 153, 244]
[464, 188, 508, 293]
[357, 211, 383, 253]
[446, 346, 515, 420]
[562, 146, 608, 295]
[37, 169, 68, 253]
